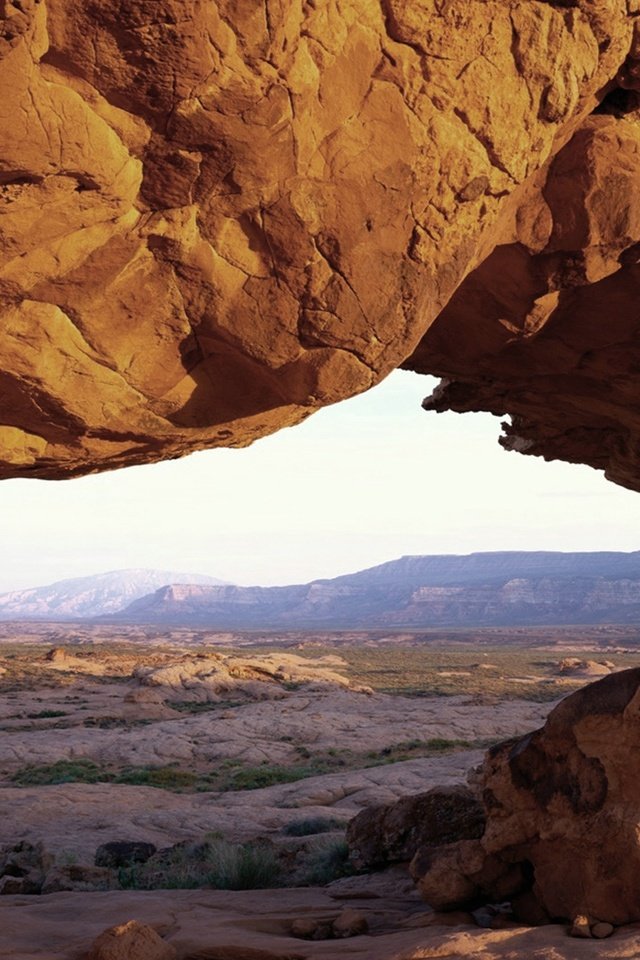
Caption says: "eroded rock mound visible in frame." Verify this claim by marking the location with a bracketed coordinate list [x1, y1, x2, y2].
[134, 651, 371, 700]
[412, 668, 640, 926]
[556, 657, 614, 677]
[1, 0, 637, 478]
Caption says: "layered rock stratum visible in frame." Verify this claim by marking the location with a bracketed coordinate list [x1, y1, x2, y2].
[8, 552, 640, 627]
[3, 0, 640, 483]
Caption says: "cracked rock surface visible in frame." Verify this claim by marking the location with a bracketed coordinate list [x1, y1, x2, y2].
[1, 0, 638, 479]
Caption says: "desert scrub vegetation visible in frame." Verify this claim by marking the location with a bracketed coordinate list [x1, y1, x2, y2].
[283, 817, 345, 837]
[207, 738, 481, 793]
[116, 834, 355, 891]
[282, 643, 640, 702]
[11, 759, 106, 785]
[300, 837, 354, 885]
[118, 838, 282, 891]
[168, 699, 245, 713]
[25, 709, 68, 719]
[9, 735, 491, 793]
[10, 761, 197, 790]
[115, 766, 198, 789]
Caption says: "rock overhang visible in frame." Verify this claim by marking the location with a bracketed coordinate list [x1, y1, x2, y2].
[2, 0, 640, 484]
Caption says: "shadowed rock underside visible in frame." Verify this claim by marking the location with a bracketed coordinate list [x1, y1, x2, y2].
[2, 1, 640, 482]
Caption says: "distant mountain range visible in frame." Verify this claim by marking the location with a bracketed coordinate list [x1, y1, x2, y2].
[3, 552, 640, 627]
[0, 569, 228, 620]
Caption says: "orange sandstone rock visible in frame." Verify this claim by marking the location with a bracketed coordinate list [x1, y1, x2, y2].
[84, 919, 176, 960]
[0, 1, 636, 478]
[413, 668, 640, 926]
[408, 108, 640, 492]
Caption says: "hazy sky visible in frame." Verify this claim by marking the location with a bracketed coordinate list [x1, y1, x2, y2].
[2, 369, 640, 592]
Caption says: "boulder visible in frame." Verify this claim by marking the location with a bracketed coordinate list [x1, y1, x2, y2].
[0, 841, 51, 895]
[84, 920, 176, 960]
[412, 668, 640, 925]
[42, 865, 119, 894]
[569, 916, 593, 939]
[332, 908, 369, 938]
[0, 874, 42, 895]
[347, 785, 485, 869]
[95, 842, 157, 870]
[45, 648, 67, 663]
[410, 840, 526, 911]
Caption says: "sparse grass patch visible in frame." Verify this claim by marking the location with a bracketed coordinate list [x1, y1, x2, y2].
[8, 737, 493, 795]
[115, 766, 197, 790]
[12, 760, 195, 791]
[11, 759, 104, 785]
[26, 709, 68, 719]
[300, 837, 354, 885]
[118, 838, 282, 891]
[220, 763, 324, 791]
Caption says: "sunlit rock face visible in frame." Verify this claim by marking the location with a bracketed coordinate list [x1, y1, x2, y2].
[0, 0, 637, 479]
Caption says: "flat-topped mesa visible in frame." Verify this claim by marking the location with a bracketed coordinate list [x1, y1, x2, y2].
[1, 0, 638, 480]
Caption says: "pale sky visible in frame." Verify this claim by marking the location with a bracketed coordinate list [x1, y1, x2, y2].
[2, 369, 640, 592]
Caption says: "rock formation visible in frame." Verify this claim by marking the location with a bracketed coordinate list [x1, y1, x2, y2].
[2, 0, 640, 482]
[346, 785, 485, 869]
[85, 920, 176, 960]
[408, 108, 640, 493]
[411, 668, 640, 926]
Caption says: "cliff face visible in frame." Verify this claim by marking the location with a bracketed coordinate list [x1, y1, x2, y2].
[91, 552, 640, 628]
[2, 1, 640, 482]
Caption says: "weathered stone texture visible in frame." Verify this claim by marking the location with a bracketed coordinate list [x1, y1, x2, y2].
[409, 106, 640, 492]
[1, 1, 637, 478]
[412, 668, 640, 925]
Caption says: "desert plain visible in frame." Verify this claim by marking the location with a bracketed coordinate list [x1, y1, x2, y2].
[1, 625, 640, 959]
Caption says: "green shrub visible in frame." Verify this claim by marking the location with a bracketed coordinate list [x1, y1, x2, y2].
[208, 839, 281, 890]
[115, 766, 197, 790]
[301, 838, 354, 886]
[11, 759, 104, 785]
[118, 838, 281, 891]
[11, 761, 197, 791]
[26, 710, 67, 719]
[424, 737, 472, 752]
[223, 763, 320, 791]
